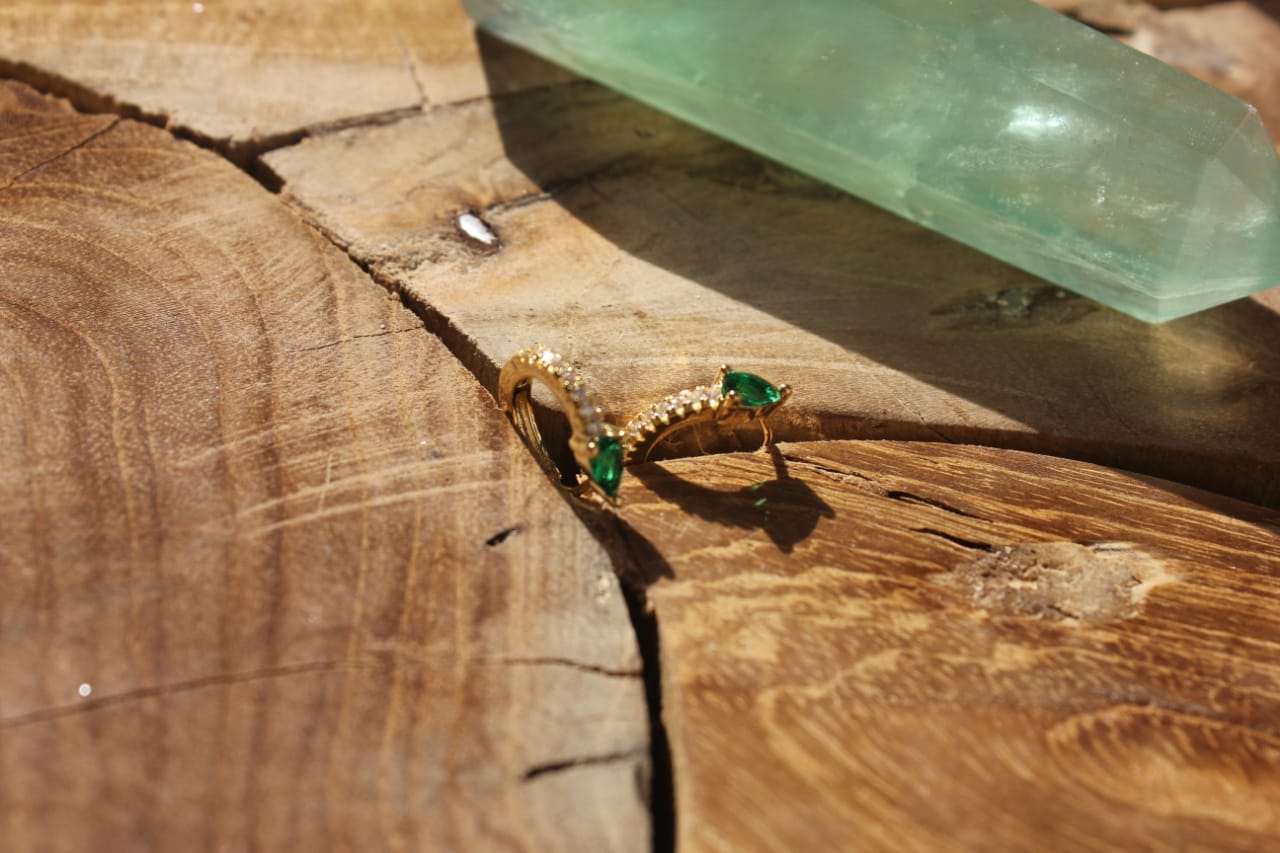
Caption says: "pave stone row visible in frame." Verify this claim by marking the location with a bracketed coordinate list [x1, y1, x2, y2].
[624, 385, 723, 449]
[518, 346, 608, 438]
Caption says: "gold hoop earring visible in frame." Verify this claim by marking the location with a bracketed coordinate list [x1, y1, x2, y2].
[498, 345, 625, 508]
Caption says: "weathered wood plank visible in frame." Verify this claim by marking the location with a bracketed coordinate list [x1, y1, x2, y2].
[0, 0, 570, 157]
[620, 441, 1280, 851]
[263, 79, 1280, 507]
[0, 81, 647, 852]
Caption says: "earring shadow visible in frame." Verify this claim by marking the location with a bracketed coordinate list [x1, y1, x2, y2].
[627, 445, 836, 555]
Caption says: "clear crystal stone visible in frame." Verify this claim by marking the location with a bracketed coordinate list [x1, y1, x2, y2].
[466, 0, 1280, 321]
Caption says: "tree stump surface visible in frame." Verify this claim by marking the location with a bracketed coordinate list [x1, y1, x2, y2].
[0, 80, 647, 852]
[625, 442, 1280, 851]
[2, 2, 1280, 851]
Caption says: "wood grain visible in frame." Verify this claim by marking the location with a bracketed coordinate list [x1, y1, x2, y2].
[0, 0, 571, 158]
[619, 441, 1280, 852]
[263, 78, 1280, 507]
[0, 80, 647, 852]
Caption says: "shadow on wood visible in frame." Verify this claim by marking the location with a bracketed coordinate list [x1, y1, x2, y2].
[629, 447, 835, 555]
[475, 33, 1280, 509]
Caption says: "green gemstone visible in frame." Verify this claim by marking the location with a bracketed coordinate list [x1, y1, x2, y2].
[590, 435, 624, 497]
[464, 0, 1280, 322]
[722, 371, 781, 408]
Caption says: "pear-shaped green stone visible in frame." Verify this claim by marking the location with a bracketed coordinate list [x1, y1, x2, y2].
[590, 435, 624, 497]
[722, 371, 780, 408]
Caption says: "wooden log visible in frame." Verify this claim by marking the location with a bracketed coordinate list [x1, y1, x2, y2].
[0, 81, 648, 852]
[4, 4, 1280, 850]
[620, 441, 1280, 851]
[262, 78, 1280, 507]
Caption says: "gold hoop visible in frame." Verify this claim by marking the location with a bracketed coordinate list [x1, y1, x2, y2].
[498, 345, 625, 507]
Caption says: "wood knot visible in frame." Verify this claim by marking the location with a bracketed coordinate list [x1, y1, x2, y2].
[941, 542, 1174, 622]
[455, 211, 500, 253]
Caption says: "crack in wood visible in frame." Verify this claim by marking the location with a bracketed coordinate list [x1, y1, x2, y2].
[521, 747, 648, 782]
[0, 659, 388, 731]
[490, 656, 642, 678]
[291, 323, 422, 353]
[888, 490, 981, 519]
[0, 61, 584, 169]
[484, 524, 524, 547]
[914, 527, 997, 552]
[0, 115, 118, 192]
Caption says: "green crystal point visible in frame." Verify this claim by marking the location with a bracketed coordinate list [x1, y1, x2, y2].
[590, 435, 624, 497]
[722, 371, 781, 408]
[464, 0, 1280, 322]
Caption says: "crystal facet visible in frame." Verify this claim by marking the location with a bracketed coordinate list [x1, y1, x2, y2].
[722, 371, 782, 408]
[464, 0, 1280, 321]
[590, 436, 624, 496]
